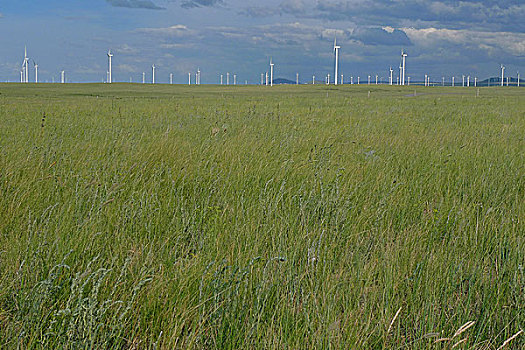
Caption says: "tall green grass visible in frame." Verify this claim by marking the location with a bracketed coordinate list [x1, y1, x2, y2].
[0, 84, 524, 348]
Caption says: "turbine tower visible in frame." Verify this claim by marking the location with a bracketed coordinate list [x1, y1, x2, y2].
[142, 72, 145, 84]
[401, 50, 407, 85]
[270, 58, 274, 87]
[333, 38, 340, 85]
[61, 70, 65, 84]
[21, 46, 30, 83]
[107, 50, 113, 84]
[500, 65, 505, 87]
[389, 67, 393, 85]
[170, 73, 173, 85]
[152, 65, 156, 84]
[34, 63, 38, 83]
[24, 46, 29, 83]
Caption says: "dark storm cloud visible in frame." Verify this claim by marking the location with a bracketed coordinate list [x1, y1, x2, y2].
[180, 0, 223, 9]
[351, 27, 412, 46]
[106, 0, 165, 10]
[315, 1, 525, 31]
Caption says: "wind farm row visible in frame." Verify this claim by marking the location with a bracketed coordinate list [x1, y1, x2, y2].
[11, 43, 522, 87]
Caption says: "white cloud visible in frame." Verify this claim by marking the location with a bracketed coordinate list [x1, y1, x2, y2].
[402, 27, 525, 56]
[136, 25, 196, 37]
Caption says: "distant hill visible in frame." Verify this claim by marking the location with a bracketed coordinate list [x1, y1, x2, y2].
[273, 78, 297, 85]
[478, 77, 523, 86]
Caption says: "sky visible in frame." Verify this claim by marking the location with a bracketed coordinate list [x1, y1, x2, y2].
[0, 0, 524, 83]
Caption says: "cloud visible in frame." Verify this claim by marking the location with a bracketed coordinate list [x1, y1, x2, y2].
[180, 0, 223, 9]
[402, 27, 525, 57]
[106, 0, 165, 10]
[136, 25, 196, 37]
[351, 27, 412, 46]
[314, 1, 525, 32]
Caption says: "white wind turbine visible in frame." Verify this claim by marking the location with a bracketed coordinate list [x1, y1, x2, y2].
[333, 38, 340, 85]
[170, 73, 173, 84]
[152, 65, 156, 84]
[270, 58, 274, 87]
[227, 72, 230, 85]
[61, 70, 65, 84]
[34, 62, 38, 83]
[401, 50, 407, 85]
[107, 50, 113, 84]
[389, 67, 393, 85]
[188, 72, 191, 85]
[398, 64, 402, 85]
[500, 65, 505, 87]
[21, 46, 30, 83]
[518, 71, 520, 87]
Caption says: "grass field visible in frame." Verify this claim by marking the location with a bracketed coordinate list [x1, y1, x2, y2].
[0, 83, 523, 349]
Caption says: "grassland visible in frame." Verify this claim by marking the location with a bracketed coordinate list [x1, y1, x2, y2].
[0, 83, 523, 349]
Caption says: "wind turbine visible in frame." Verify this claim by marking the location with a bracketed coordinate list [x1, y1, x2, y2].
[518, 72, 520, 87]
[462, 75, 465, 87]
[170, 73, 173, 85]
[152, 65, 156, 84]
[398, 64, 402, 85]
[221, 74, 224, 85]
[442, 77, 445, 87]
[261, 73, 263, 85]
[270, 58, 274, 87]
[234, 74, 237, 85]
[142, 72, 145, 84]
[389, 67, 393, 85]
[375, 75, 378, 85]
[368, 75, 370, 85]
[350, 76, 353, 85]
[313, 75, 315, 84]
[296, 73, 299, 85]
[188, 72, 191, 85]
[500, 65, 505, 87]
[24, 46, 29, 83]
[227, 72, 230, 85]
[197, 68, 201, 85]
[34, 62, 38, 83]
[61, 70, 65, 84]
[333, 38, 340, 85]
[401, 50, 407, 85]
[107, 50, 113, 84]
[425, 74, 428, 87]
[452, 76, 455, 87]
